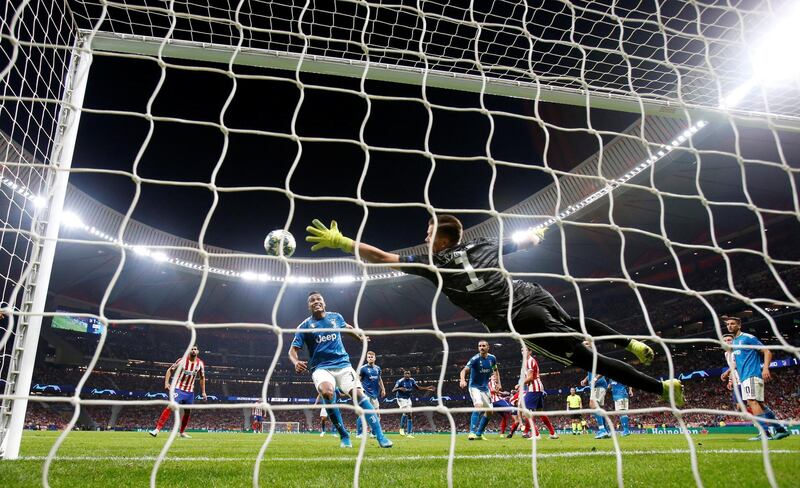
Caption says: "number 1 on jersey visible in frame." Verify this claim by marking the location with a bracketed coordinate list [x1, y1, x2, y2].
[454, 251, 486, 291]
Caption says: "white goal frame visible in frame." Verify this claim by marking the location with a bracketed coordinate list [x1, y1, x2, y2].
[87, 30, 800, 132]
[0, 38, 92, 459]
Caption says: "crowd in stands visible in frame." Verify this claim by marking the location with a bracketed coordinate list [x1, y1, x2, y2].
[25, 362, 798, 432]
[22, 226, 800, 433]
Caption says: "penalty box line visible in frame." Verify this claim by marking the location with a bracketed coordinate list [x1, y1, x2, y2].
[16, 449, 800, 463]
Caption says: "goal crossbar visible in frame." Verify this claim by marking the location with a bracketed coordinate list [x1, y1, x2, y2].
[85, 31, 800, 132]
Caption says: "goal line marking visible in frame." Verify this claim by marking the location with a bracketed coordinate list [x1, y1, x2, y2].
[16, 449, 799, 463]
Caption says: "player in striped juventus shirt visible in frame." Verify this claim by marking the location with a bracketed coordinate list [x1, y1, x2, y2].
[149, 345, 207, 439]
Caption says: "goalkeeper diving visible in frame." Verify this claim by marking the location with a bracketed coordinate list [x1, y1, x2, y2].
[306, 216, 684, 406]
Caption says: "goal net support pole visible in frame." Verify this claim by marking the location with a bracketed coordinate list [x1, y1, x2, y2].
[0, 38, 92, 460]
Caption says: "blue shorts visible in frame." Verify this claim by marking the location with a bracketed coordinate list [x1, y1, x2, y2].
[253, 415, 263, 422]
[524, 391, 544, 410]
[173, 389, 195, 405]
[492, 399, 515, 414]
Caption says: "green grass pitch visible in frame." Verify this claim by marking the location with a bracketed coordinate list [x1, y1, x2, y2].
[2, 431, 798, 487]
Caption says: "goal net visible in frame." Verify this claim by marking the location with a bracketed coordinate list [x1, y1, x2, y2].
[1, 0, 799, 487]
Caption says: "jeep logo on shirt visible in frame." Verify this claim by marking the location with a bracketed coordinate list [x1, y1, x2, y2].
[315, 333, 338, 344]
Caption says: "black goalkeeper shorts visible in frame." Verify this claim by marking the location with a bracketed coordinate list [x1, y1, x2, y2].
[510, 288, 583, 366]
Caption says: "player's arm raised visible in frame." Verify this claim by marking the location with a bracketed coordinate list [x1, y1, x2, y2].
[305, 219, 400, 264]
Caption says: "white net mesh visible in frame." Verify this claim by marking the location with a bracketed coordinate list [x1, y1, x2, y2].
[1, 0, 799, 487]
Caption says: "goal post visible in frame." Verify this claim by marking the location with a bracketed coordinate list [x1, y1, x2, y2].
[0, 38, 92, 459]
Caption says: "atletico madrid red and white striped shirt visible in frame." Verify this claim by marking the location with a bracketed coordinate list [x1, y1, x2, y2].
[171, 357, 205, 392]
[252, 407, 264, 417]
[524, 355, 544, 393]
[489, 377, 502, 403]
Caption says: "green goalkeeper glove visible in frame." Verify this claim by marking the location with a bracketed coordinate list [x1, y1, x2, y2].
[305, 219, 355, 253]
[533, 226, 546, 242]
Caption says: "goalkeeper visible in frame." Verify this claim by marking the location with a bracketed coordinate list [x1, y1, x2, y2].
[306, 215, 684, 406]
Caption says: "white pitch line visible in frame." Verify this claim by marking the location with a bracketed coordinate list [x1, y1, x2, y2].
[15, 449, 800, 463]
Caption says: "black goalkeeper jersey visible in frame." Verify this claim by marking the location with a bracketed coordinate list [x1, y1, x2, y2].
[399, 237, 541, 331]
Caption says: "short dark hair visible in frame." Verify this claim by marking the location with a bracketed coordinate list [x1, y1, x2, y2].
[722, 316, 741, 325]
[308, 291, 322, 298]
[367, 350, 376, 356]
[722, 334, 734, 339]
[428, 214, 463, 245]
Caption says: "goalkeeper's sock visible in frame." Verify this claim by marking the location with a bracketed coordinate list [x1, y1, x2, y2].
[621, 415, 629, 433]
[470, 411, 481, 434]
[155, 407, 172, 430]
[407, 417, 413, 435]
[322, 397, 348, 438]
[358, 398, 385, 439]
[476, 415, 490, 436]
[571, 346, 663, 394]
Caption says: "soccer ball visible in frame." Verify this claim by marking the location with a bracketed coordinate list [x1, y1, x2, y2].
[264, 229, 296, 257]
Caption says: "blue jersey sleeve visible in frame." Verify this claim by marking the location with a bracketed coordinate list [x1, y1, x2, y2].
[466, 355, 476, 369]
[410, 379, 419, 390]
[290, 329, 305, 349]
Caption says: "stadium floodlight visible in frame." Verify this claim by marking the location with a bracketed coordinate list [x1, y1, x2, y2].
[131, 246, 151, 257]
[750, 4, 800, 83]
[721, 5, 800, 109]
[32, 196, 47, 208]
[720, 79, 757, 109]
[150, 251, 168, 263]
[511, 121, 707, 239]
[332, 275, 356, 284]
[60, 211, 84, 229]
[240, 271, 257, 282]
